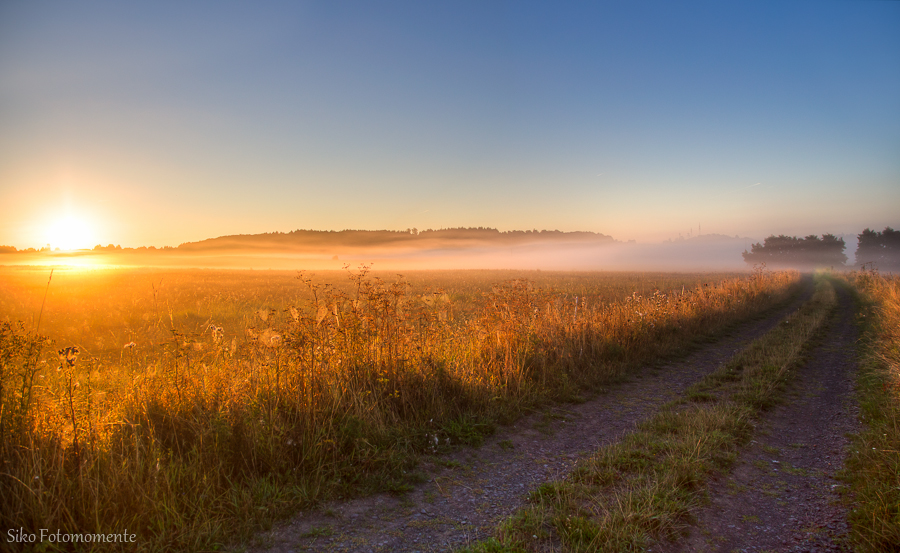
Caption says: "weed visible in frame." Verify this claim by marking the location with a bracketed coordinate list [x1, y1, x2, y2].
[687, 390, 717, 403]
[465, 276, 834, 551]
[840, 269, 900, 552]
[0, 267, 800, 552]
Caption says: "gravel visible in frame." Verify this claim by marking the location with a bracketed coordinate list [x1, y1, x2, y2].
[240, 283, 816, 553]
[654, 282, 859, 553]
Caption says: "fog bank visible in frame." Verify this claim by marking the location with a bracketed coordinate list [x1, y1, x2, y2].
[2, 234, 755, 272]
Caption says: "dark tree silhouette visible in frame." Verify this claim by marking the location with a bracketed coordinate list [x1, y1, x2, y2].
[742, 234, 847, 268]
[855, 227, 900, 270]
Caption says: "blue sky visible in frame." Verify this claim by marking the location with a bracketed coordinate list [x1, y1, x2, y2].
[1, 0, 898, 248]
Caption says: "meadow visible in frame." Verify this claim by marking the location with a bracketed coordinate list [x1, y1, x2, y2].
[843, 268, 900, 551]
[0, 266, 800, 552]
[465, 273, 838, 552]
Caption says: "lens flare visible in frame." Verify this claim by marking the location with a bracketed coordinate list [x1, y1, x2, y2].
[45, 215, 96, 251]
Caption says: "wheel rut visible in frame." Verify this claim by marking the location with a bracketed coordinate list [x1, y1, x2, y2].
[655, 282, 860, 553]
[243, 281, 815, 553]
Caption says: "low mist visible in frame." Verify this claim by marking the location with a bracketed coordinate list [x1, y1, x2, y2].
[2, 234, 754, 272]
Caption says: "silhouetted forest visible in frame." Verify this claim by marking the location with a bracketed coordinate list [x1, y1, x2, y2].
[0, 228, 617, 255]
[742, 234, 847, 269]
[4, 226, 898, 272]
[742, 228, 900, 271]
[855, 227, 900, 270]
[175, 227, 616, 251]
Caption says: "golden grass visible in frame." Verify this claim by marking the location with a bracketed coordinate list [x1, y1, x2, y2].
[0, 266, 799, 552]
[843, 269, 900, 551]
[462, 275, 835, 552]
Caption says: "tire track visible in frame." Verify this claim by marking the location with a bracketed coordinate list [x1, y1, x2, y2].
[243, 280, 815, 553]
[656, 281, 859, 553]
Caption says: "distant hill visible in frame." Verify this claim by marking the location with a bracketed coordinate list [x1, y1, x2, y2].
[1, 229, 762, 271]
[175, 228, 618, 253]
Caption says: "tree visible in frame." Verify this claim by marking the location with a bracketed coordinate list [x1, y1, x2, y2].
[742, 234, 847, 268]
[855, 227, 900, 270]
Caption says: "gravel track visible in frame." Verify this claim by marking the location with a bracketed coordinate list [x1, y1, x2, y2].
[656, 282, 859, 553]
[243, 281, 815, 553]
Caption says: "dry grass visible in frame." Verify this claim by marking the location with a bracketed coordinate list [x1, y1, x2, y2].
[465, 275, 835, 552]
[0, 266, 799, 552]
[843, 269, 900, 552]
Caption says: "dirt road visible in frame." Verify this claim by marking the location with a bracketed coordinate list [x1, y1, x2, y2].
[243, 282, 825, 553]
[656, 282, 859, 553]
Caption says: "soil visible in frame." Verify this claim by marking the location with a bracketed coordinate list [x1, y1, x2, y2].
[239, 281, 829, 553]
[654, 283, 860, 553]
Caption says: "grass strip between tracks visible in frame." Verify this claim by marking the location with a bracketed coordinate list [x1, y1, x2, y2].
[462, 276, 837, 552]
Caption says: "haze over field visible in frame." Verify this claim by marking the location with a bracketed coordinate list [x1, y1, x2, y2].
[2, 5, 900, 546]
[2, 228, 766, 271]
[1, 1, 898, 264]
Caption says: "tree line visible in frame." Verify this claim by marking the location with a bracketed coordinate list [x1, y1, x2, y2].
[743, 227, 900, 270]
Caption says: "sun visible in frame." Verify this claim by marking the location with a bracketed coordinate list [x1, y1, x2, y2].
[45, 214, 97, 251]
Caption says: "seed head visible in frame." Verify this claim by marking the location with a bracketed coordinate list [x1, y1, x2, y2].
[57, 346, 80, 368]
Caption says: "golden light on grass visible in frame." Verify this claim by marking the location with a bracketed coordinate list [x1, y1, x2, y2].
[0, 267, 802, 552]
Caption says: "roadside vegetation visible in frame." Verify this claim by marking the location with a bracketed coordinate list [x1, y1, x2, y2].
[843, 268, 900, 551]
[463, 275, 836, 552]
[0, 266, 799, 552]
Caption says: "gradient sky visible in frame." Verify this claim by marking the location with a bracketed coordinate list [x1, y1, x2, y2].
[1, 0, 898, 249]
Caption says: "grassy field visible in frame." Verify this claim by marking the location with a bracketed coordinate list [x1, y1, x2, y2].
[463, 274, 836, 552]
[0, 266, 799, 552]
[843, 269, 900, 552]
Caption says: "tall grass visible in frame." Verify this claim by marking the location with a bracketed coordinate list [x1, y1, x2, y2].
[464, 275, 835, 552]
[844, 269, 900, 551]
[0, 267, 799, 552]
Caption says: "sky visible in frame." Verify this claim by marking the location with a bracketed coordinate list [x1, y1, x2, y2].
[1, 0, 898, 250]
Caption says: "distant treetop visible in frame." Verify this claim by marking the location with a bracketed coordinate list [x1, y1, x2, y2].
[177, 227, 616, 250]
[742, 234, 847, 269]
[855, 227, 900, 270]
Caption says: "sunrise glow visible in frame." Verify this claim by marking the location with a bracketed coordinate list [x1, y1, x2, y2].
[43, 214, 97, 251]
[0, 4, 898, 551]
